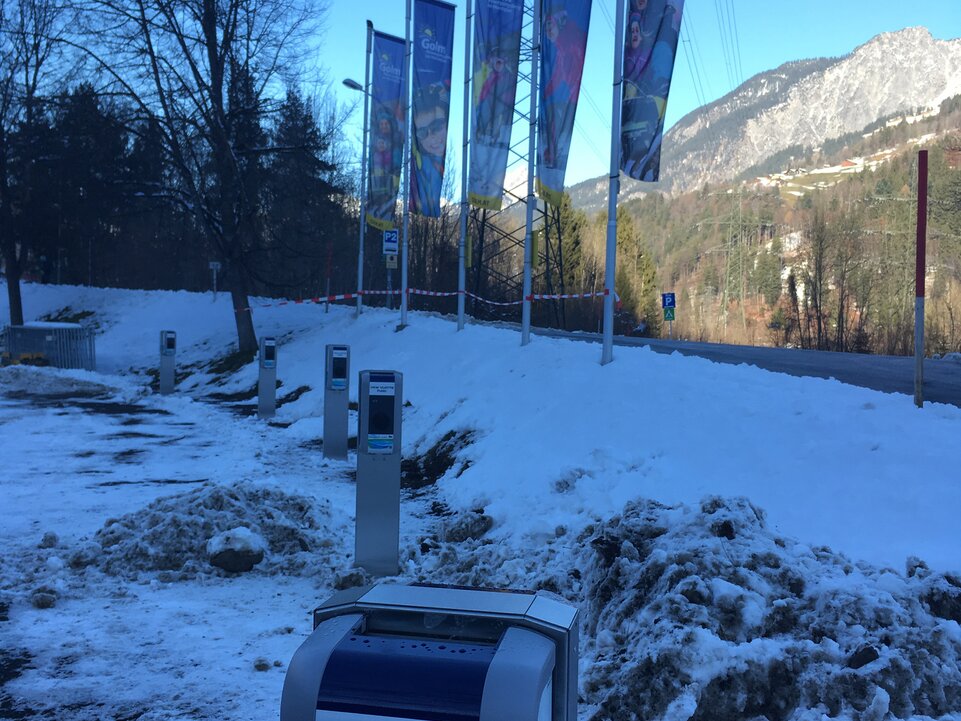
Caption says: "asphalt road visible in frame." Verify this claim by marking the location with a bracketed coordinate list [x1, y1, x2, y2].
[533, 328, 961, 408]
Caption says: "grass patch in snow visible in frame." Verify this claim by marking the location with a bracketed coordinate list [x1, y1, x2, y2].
[401, 429, 476, 491]
[208, 347, 257, 380]
[38, 307, 95, 326]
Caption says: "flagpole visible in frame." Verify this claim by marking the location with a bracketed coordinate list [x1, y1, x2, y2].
[521, 0, 540, 347]
[602, 0, 626, 365]
[356, 21, 373, 318]
[457, 0, 472, 331]
[400, 0, 413, 329]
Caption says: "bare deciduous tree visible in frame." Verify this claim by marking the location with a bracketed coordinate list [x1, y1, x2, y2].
[81, 0, 326, 353]
[1, 0, 71, 325]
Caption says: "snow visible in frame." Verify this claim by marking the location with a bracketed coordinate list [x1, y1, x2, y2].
[2, 281, 961, 721]
[206, 526, 268, 558]
[22, 321, 84, 329]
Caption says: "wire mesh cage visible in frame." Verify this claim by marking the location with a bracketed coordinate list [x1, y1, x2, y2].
[3, 323, 96, 371]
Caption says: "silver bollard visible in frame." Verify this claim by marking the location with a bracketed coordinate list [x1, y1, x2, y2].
[258, 337, 277, 419]
[159, 330, 176, 395]
[323, 344, 350, 459]
[355, 370, 402, 576]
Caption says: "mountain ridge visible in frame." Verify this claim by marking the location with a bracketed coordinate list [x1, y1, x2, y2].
[568, 26, 961, 211]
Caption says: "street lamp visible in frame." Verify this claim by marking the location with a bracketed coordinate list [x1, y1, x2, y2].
[344, 20, 373, 318]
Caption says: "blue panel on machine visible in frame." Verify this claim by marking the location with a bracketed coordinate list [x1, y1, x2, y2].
[317, 633, 497, 721]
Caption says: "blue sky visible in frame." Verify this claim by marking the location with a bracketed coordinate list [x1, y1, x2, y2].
[323, 0, 961, 187]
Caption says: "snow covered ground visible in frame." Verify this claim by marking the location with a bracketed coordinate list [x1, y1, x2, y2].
[1, 282, 960, 721]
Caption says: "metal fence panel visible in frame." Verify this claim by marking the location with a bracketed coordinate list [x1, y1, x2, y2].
[3, 324, 97, 371]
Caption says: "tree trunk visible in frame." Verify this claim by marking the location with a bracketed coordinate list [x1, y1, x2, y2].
[2, 245, 24, 326]
[229, 268, 258, 355]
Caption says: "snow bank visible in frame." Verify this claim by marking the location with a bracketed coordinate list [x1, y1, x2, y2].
[0, 364, 121, 399]
[413, 497, 961, 721]
[68, 483, 338, 580]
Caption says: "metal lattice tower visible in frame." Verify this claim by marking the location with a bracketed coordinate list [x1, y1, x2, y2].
[466, 0, 547, 320]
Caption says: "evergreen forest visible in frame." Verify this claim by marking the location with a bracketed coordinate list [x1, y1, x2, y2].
[2, 0, 960, 357]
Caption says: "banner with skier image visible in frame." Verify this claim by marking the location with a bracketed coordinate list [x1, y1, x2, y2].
[367, 32, 407, 231]
[621, 0, 683, 181]
[410, 0, 456, 217]
[536, 0, 592, 206]
[468, 0, 524, 210]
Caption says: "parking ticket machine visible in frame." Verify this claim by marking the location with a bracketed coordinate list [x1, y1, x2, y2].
[355, 370, 402, 575]
[258, 337, 277, 419]
[280, 583, 579, 721]
[323, 345, 350, 459]
[159, 330, 176, 395]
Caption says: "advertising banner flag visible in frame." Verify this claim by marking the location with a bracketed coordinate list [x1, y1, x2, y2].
[468, 0, 524, 210]
[537, 0, 592, 206]
[621, 0, 684, 181]
[367, 32, 407, 231]
[410, 0, 456, 217]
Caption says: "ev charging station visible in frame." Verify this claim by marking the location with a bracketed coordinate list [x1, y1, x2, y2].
[258, 337, 277, 419]
[355, 370, 402, 576]
[280, 583, 579, 721]
[322, 345, 350, 459]
[159, 330, 177, 395]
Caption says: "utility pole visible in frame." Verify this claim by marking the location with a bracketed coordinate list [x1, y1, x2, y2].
[915, 149, 928, 408]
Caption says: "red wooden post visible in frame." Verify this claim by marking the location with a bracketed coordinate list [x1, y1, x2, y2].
[914, 149, 928, 408]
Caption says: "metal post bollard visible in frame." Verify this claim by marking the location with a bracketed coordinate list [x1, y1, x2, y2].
[258, 337, 277, 419]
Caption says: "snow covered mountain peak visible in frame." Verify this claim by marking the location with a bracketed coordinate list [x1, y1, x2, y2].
[658, 26, 961, 193]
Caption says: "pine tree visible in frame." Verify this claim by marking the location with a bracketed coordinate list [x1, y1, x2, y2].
[264, 90, 350, 296]
[51, 83, 127, 285]
[616, 208, 661, 336]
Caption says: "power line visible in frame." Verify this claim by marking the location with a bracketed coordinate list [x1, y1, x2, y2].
[723, 0, 741, 87]
[685, 5, 714, 100]
[598, 0, 615, 35]
[713, 0, 736, 92]
[581, 85, 611, 131]
[677, 5, 708, 110]
[680, 28, 706, 109]
[726, 0, 745, 86]
[721, 0, 736, 86]
[575, 122, 609, 168]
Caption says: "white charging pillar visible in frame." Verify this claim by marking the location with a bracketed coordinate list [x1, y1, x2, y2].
[355, 370, 403, 576]
[258, 337, 277, 419]
[323, 344, 350, 459]
[159, 330, 176, 395]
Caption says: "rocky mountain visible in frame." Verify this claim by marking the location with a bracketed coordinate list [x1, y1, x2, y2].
[569, 27, 961, 209]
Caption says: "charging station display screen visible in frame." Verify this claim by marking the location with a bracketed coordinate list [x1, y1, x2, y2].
[366, 375, 395, 453]
[368, 396, 394, 435]
[329, 348, 348, 390]
[164, 334, 176, 352]
[264, 344, 276, 362]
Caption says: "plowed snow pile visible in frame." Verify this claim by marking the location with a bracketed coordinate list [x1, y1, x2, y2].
[415, 497, 961, 721]
[68, 483, 338, 580]
[0, 365, 118, 398]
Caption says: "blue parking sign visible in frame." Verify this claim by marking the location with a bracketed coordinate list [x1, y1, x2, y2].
[661, 292, 676, 308]
[383, 230, 399, 255]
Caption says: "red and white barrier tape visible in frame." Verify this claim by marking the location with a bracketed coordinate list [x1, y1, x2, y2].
[236, 287, 616, 313]
[465, 291, 523, 307]
[527, 289, 611, 301]
[409, 288, 461, 298]
[235, 290, 396, 313]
